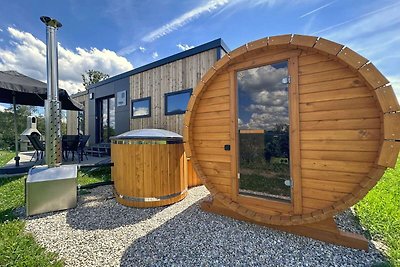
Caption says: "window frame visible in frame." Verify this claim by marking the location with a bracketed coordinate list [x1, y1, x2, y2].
[131, 96, 152, 119]
[230, 51, 302, 214]
[164, 88, 193, 116]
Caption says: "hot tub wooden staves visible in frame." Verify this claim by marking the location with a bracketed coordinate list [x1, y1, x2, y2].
[184, 34, 400, 249]
[111, 129, 188, 208]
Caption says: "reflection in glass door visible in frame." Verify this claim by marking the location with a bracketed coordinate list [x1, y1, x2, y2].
[237, 61, 291, 201]
[97, 96, 115, 143]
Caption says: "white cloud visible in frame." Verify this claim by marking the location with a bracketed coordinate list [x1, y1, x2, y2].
[212, 0, 287, 17]
[0, 104, 7, 112]
[118, 0, 281, 55]
[118, 45, 136, 56]
[308, 1, 400, 101]
[237, 63, 289, 130]
[299, 1, 335, 18]
[139, 46, 146, 52]
[0, 27, 133, 94]
[142, 0, 229, 42]
[388, 75, 400, 101]
[133, 107, 149, 116]
[152, 52, 159, 59]
[177, 43, 194, 51]
[312, 2, 400, 37]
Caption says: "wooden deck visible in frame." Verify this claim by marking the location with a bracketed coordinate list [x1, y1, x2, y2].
[0, 151, 110, 176]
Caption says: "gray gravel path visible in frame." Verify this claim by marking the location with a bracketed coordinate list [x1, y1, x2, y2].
[25, 186, 387, 267]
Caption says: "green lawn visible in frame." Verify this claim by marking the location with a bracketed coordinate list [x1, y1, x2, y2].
[0, 144, 397, 265]
[0, 175, 63, 266]
[0, 150, 15, 167]
[354, 158, 400, 266]
[78, 166, 111, 186]
[0, 147, 111, 266]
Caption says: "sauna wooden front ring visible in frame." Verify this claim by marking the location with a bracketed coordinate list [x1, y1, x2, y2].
[184, 34, 400, 249]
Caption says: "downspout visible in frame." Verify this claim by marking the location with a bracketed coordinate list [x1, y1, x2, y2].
[40, 16, 62, 167]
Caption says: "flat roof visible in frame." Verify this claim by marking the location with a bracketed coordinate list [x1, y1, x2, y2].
[71, 90, 88, 98]
[88, 38, 230, 89]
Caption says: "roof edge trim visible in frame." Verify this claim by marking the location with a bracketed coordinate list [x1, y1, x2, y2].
[88, 38, 230, 89]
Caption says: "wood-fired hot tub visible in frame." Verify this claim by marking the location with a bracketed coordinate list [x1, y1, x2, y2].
[111, 129, 187, 208]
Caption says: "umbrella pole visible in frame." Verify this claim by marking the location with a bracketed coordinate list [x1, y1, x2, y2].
[13, 95, 20, 167]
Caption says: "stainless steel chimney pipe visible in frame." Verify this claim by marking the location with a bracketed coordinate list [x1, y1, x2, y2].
[41, 16, 62, 167]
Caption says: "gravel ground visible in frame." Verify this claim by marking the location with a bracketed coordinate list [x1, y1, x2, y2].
[25, 186, 387, 267]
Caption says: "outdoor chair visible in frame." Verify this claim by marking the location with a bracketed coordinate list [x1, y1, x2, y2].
[27, 133, 45, 162]
[75, 135, 90, 163]
[62, 135, 80, 161]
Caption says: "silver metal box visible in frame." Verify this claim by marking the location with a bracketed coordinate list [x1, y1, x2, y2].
[26, 165, 77, 216]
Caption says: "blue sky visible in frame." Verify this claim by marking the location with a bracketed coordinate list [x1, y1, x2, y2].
[0, 0, 399, 112]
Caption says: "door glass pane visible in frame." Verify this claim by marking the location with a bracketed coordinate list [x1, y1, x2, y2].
[237, 61, 291, 202]
[78, 110, 85, 135]
[102, 98, 108, 142]
[109, 97, 116, 140]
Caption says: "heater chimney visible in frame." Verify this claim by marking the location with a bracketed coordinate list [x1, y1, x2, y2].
[41, 16, 62, 167]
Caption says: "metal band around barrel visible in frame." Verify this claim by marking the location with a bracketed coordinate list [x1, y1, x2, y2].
[113, 188, 187, 203]
[111, 140, 182, 145]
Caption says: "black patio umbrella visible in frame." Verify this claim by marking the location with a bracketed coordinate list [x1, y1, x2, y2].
[0, 70, 83, 166]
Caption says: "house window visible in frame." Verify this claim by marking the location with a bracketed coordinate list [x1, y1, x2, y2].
[165, 89, 192, 115]
[132, 97, 151, 118]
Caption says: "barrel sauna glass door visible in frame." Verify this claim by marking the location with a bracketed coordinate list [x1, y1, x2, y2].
[237, 61, 291, 202]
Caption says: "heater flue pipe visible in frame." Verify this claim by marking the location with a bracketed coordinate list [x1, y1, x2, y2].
[41, 16, 62, 167]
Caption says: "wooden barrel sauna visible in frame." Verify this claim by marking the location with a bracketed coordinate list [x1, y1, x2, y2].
[184, 34, 400, 227]
[186, 157, 202, 187]
[111, 129, 188, 208]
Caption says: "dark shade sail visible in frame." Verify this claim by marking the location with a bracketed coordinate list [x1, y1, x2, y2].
[0, 70, 82, 110]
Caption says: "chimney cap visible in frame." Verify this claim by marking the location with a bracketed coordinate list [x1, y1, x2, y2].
[40, 16, 62, 28]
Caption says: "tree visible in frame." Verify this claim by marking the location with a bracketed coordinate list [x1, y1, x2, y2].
[81, 70, 110, 89]
[0, 105, 35, 150]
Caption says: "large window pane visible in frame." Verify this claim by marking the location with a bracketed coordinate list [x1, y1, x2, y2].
[132, 97, 151, 118]
[165, 89, 192, 115]
[237, 61, 291, 202]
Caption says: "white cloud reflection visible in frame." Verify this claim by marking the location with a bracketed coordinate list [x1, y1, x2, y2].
[237, 63, 289, 131]
[133, 107, 149, 117]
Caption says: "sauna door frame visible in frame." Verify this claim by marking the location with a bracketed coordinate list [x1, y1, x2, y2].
[229, 51, 302, 215]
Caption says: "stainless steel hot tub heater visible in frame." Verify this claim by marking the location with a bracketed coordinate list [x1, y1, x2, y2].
[40, 16, 62, 167]
[26, 17, 77, 217]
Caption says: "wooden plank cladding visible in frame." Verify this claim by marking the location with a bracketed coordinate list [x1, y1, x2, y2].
[185, 34, 400, 230]
[300, 108, 379, 121]
[300, 118, 381, 130]
[301, 150, 378, 163]
[186, 157, 202, 187]
[130, 49, 218, 135]
[299, 97, 376, 113]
